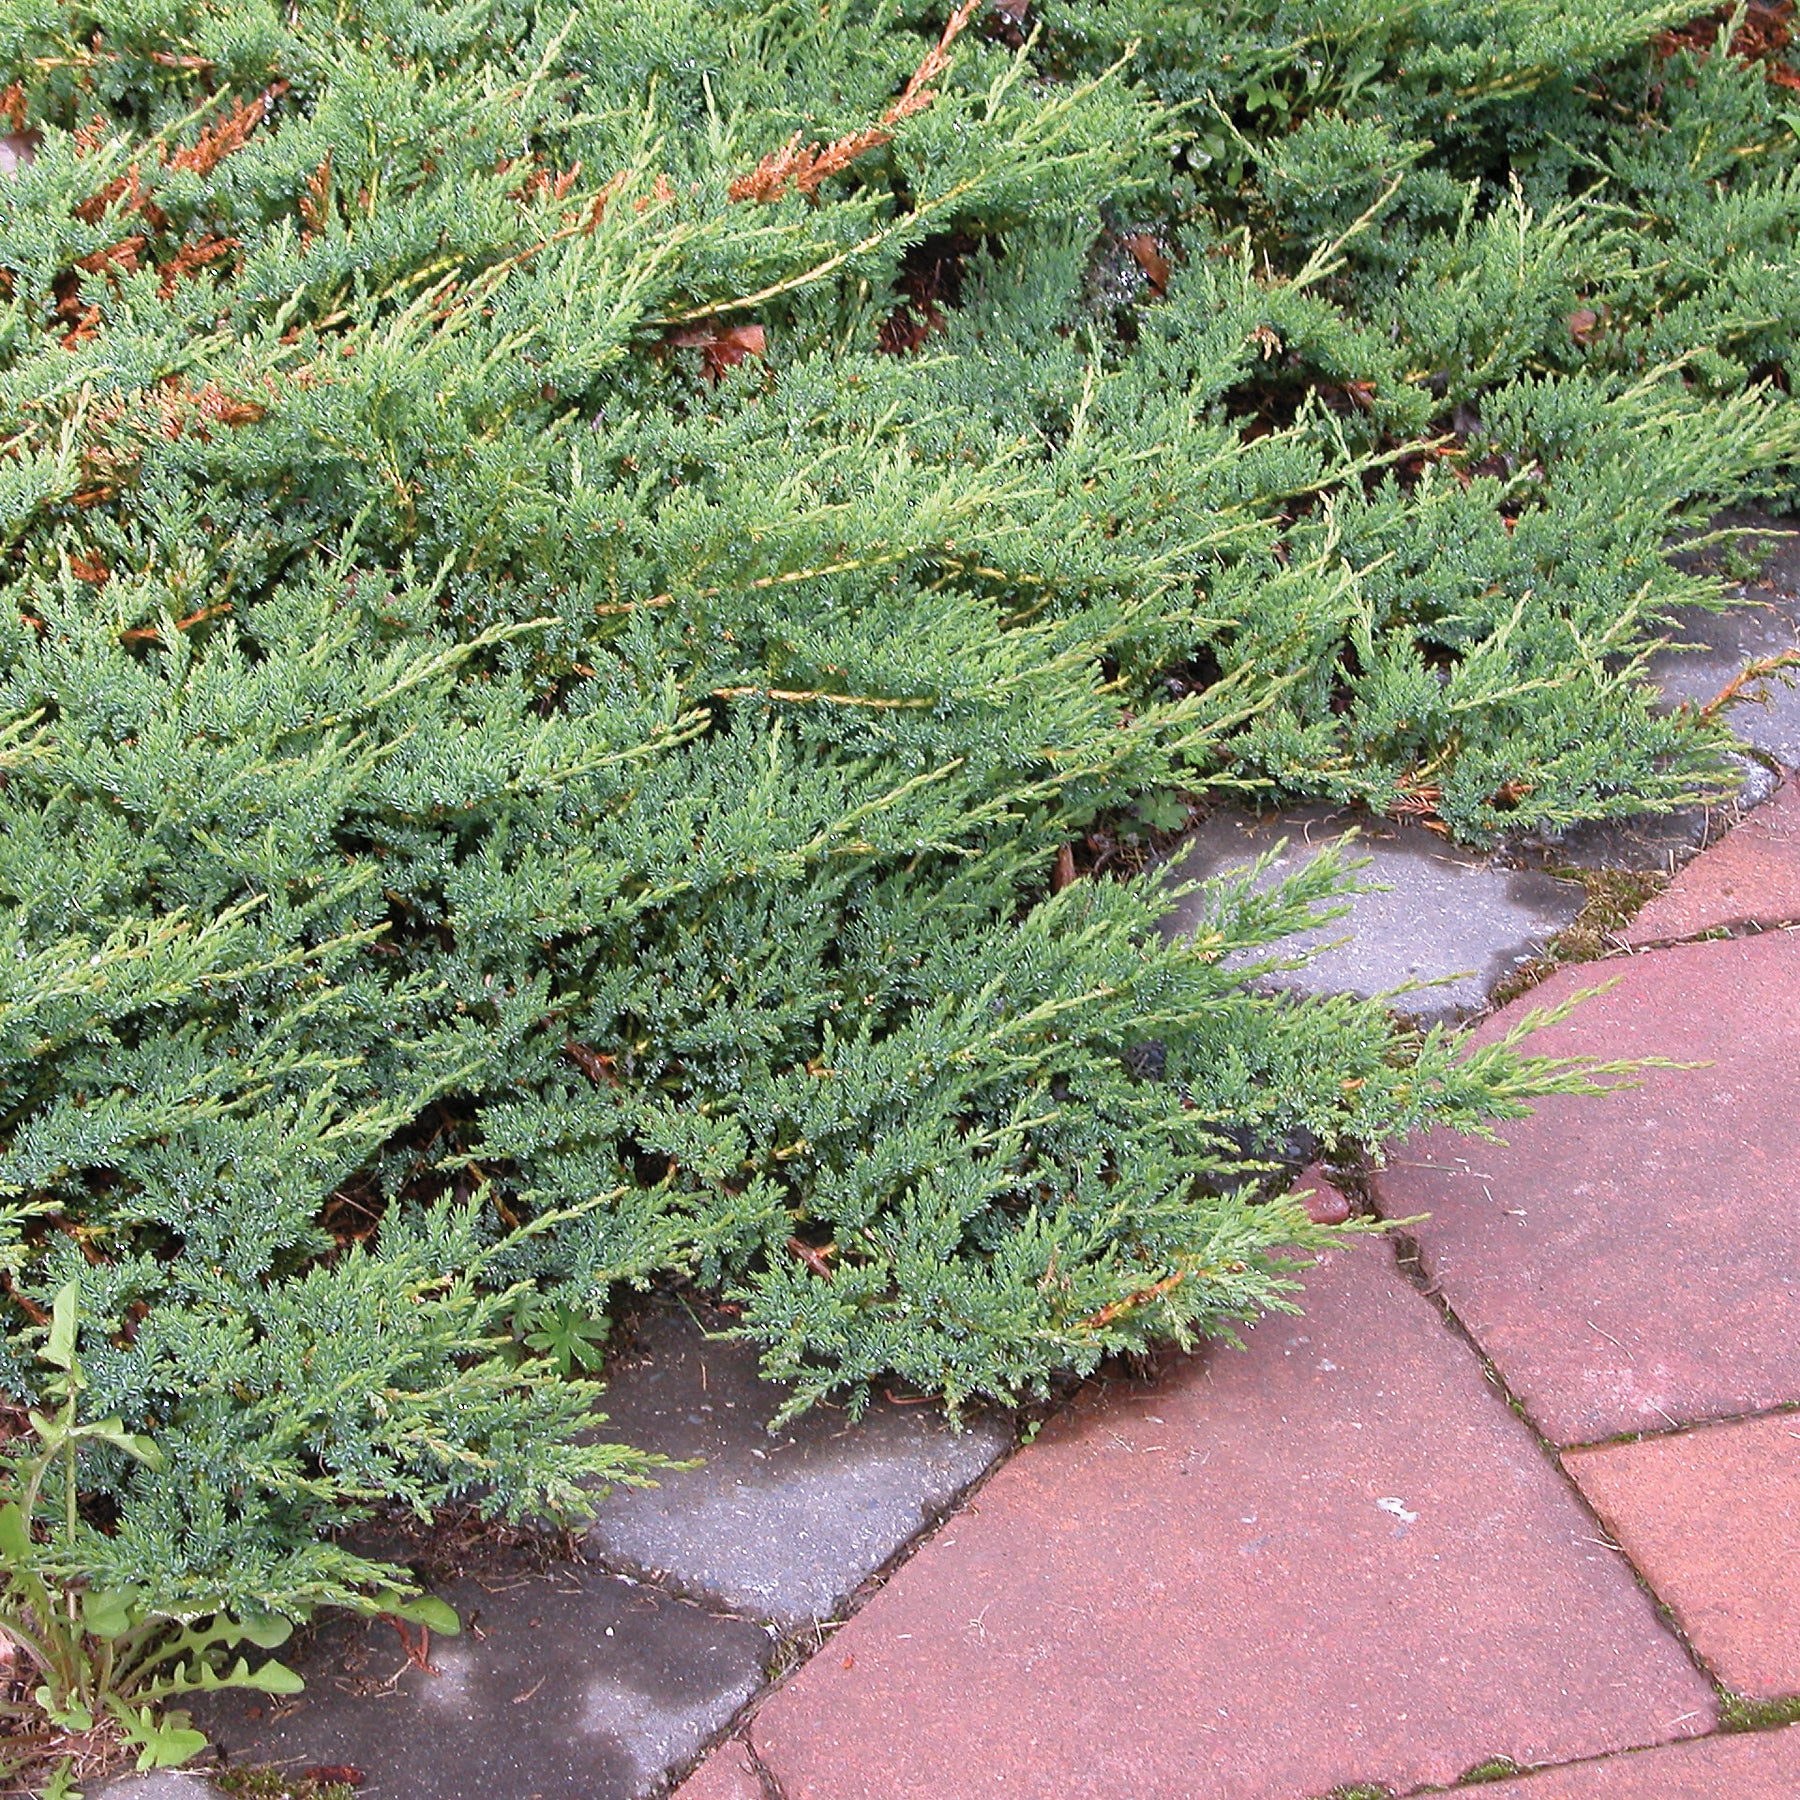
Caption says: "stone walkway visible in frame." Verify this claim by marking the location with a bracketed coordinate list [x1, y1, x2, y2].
[93, 528, 1800, 1799]
[694, 903, 1800, 1796]
[665, 542, 1800, 1797]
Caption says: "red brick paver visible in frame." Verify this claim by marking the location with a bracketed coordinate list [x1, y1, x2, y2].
[1375, 933, 1800, 1445]
[674, 1738, 763, 1800]
[749, 1238, 1712, 1800]
[1625, 778, 1800, 943]
[1467, 1724, 1800, 1797]
[1565, 1413, 1800, 1699]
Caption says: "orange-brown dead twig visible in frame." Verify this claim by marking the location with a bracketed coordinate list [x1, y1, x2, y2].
[564, 1039, 621, 1087]
[729, 0, 981, 202]
[1698, 647, 1800, 720]
[1078, 1271, 1187, 1330]
[167, 81, 288, 177]
[787, 1236, 838, 1278]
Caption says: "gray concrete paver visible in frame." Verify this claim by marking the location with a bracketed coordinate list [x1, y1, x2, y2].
[583, 1301, 1010, 1629]
[1159, 805, 1584, 1023]
[187, 1566, 768, 1800]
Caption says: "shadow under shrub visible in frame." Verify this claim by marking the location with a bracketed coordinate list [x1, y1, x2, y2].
[1, 0, 1796, 1762]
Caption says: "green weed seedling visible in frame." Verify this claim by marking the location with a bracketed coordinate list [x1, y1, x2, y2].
[0, 1278, 452, 1792]
[516, 1296, 612, 1377]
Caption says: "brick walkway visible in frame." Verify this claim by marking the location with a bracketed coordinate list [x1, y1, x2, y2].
[681, 781, 1800, 1799]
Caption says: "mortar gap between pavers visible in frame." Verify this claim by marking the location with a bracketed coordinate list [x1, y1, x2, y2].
[1483, 868, 1671, 1012]
[655, 1729, 781, 1800]
[1481, 761, 1797, 1006]
[706, 1397, 1036, 1741]
[1320, 1146, 1383, 1221]
[1556, 1396, 1800, 1455]
[1373, 1225, 1733, 1712]
[704, 1324, 1230, 1745]
[1405, 1713, 1800, 1793]
[743, 1731, 788, 1800]
[1316, 1213, 1731, 1778]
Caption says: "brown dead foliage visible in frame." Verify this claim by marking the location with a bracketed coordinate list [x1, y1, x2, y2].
[54, 83, 279, 332]
[633, 171, 677, 213]
[167, 81, 288, 176]
[75, 234, 147, 278]
[60, 377, 267, 504]
[729, 0, 979, 202]
[299, 149, 332, 241]
[1658, 0, 1800, 83]
[1122, 231, 1170, 297]
[1568, 306, 1605, 345]
[76, 81, 283, 205]
[59, 303, 101, 350]
[509, 157, 584, 206]
[662, 318, 767, 379]
[73, 163, 165, 231]
[159, 378, 265, 435]
[156, 230, 238, 297]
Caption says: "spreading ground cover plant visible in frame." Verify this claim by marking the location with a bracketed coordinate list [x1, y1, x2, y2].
[2, 0, 1798, 1774]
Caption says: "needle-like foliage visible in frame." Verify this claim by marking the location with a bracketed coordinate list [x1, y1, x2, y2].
[0, 0, 1794, 1627]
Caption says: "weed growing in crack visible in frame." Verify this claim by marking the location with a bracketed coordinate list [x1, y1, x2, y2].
[1456, 1756, 1528, 1784]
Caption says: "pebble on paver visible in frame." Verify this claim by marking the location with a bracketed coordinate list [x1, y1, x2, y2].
[1375, 932, 1800, 1446]
[1459, 1723, 1800, 1799]
[1159, 805, 1585, 1023]
[1623, 774, 1800, 942]
[746, 1233, 1712, 1800]
[187, 1565, 768, 1800]
[583, 1300, 1010, 1628]
[1564, 1412, 1800, 1701]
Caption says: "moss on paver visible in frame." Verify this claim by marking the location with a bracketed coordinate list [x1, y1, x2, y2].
[1718, 1690, 1800, 1732]
[213, 1767, 359, 1800]
[1455, 1756, 1528, 1784]
[1485, 867, 1669, 1010]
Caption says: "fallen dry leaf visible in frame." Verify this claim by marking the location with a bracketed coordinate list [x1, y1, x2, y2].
[1122, 232, 1170, 297]
[0, 130, 39, 176]
[664, 320, 767, 381]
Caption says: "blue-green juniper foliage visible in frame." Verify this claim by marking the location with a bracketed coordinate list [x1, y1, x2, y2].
[0, 0, 1795, 1634]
